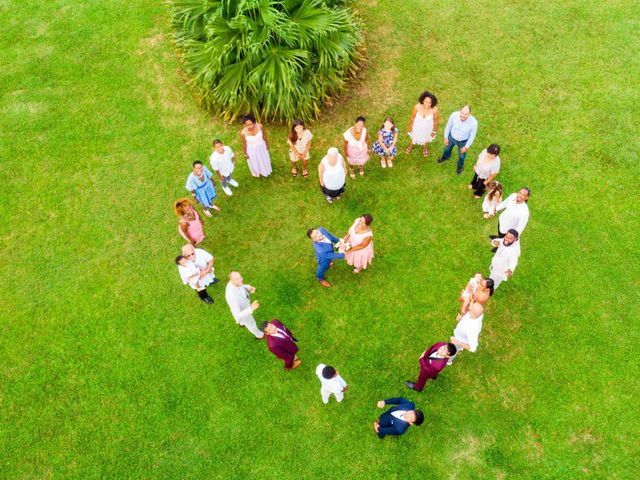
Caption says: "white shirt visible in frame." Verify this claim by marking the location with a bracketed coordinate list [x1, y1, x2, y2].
[192, 248, 213, 269]
[453, 311, 484, 352]
[209, 146, 235, 177]
[178, 262, 200, 288]
[490, 239, 521, 276]
[316, 364, 348, 396]
[391, 410, 408, 421]
[497, 193, 529, 235]
[321, 155, 346, 190]
[474, 149, 501, 179]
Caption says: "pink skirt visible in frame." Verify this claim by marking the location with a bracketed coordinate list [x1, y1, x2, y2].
[346, 145, 369, 166]
[346, 242, 374, 270]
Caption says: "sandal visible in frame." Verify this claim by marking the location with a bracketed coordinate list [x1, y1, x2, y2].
[423, 147, 429, 158]
[388, 160, 393, 168]
[405, 145, 413, 155]
[380, 159, 387, 168]
[350, 170, 356, 179]
[302, 169, 308, 178]
[358, 167, 365, 176]
[291, 167, 298, 177]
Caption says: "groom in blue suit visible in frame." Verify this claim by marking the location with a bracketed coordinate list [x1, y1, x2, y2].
[307, 227, 345, 288]
[373, 397, 424, 439]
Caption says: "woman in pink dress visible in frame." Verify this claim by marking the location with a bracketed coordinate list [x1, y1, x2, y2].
[343, 116, 370, 178]
[240, 113, 272, 178]
[174, 198, 205, 245]
[344, 214, 374, 273]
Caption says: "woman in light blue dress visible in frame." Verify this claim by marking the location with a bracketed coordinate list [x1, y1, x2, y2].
[185, 160, 221, 217]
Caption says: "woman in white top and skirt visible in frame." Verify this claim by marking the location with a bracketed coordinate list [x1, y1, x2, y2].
[240, 113, 272, 178]
[405, 91, 439, 157]
[469, 144, 501, 198]
[318, 147, 347, 204]
[449, 302, 484, 363]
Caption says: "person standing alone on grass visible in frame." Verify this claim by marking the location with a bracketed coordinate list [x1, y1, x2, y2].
[405, 91, 439, 157]
[287, 120, 313, 178]
[225, 271, 264, 339]
[315, 364, 348, 404]
[260, 319, 301, 371]
[373, 398, 424, 439]
[437, 105, 478, 175]
[209, 139, 239, 196]
[186, 160, 221, 217]
[240, 113, 272, 178]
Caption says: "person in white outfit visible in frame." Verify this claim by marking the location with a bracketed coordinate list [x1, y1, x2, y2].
[318, 147, 347, 204]
[315, 364, 348, 403]
[224, 271, 264, 339]
[450, 302, 484, 363]
[490, 229, 521, 290]
[209, 139, 239, 196]
[494, 187, 530, 238]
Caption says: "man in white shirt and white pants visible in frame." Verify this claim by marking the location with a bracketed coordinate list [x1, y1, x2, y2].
[225, 271, 263, 339]
[315, 364, 348, 403]
[494, 187, 530, 238]
[490, 229, 522, 290]
[210, 139, 239, 196]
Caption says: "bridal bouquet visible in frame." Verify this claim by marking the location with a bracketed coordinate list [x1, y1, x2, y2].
[336, 239, 352, 253]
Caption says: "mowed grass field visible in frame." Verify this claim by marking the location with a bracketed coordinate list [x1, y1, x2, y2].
[1, 0, 639, 478]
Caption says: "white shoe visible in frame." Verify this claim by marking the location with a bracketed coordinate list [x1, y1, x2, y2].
[326, 196, 333, 204]
[229, 179, 239, 187]
[203, 209, 213, 217]
[222, 185, 233, 196]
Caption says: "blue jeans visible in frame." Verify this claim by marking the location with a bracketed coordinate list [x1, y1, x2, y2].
[441, 135, 469, 169]
[316, 253, 345, 280]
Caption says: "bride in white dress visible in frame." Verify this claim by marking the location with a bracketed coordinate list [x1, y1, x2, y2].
[406, 91, 439, 157]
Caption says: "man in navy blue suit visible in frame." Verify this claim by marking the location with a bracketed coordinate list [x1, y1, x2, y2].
[373, 397, 424, 439]
[307, 227, 345, 287]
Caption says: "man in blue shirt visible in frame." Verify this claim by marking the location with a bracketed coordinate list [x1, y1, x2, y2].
[437, 105, 478, 175]
[307, 227, 345, 287]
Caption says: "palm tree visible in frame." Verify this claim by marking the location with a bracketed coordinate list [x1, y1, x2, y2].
[170, 0, 364, 123]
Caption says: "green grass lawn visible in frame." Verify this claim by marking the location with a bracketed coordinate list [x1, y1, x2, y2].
[1, 0, 639, 478]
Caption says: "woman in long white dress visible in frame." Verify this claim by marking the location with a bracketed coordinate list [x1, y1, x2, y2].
[406, 91, 439, 157]
[240, 113, 272, 178]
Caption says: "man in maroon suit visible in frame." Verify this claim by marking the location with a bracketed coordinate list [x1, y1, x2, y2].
[259, 319, 301, 371]
[404, 342, 457, 391]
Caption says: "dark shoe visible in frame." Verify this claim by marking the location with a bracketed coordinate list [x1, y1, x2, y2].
[491, 247, 498, 253]
[211, 277, 220, 284]
[489, 235, 498, 240]
[201, 296, 214, 304]
[456, 167, 464, 175]
[436, 156, 447, 164]
[404, 380, 417, 390]
[318, 279, 332, 288]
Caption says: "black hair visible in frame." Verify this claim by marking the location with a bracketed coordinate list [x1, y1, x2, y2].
[507, 229, 519, 239]
[242, 113, 256, 124]
[192, 160, 203, 167]
[175, 255, 185, 265]
[355, 116, 366, 123]
[322, 366, 337, 379]
[446, 343, 457, 356]
[259, 321, 270, 332]
[418, 91, 438, 107]
[362, 214, 373, 225]
[487, 144, 500, 156]
[521, 186, 531, 201]
[414, 410, 425, 426]
[485, 278, 495, 296]
[212, 139, 223, 146]
[306, 228, 315, 239]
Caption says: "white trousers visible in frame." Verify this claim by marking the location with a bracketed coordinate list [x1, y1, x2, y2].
[321, 388, 344, 404]
[239, 314, 264, 338]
